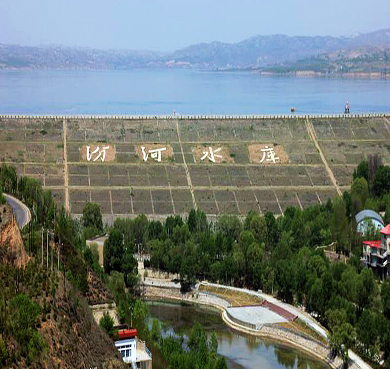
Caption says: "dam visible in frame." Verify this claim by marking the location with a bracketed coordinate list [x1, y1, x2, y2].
[0, 113, 389, 223]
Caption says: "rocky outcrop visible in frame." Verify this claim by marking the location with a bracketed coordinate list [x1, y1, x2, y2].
[0, 204, 29, 268]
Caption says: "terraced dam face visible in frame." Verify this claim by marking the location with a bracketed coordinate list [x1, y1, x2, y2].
[1, 115, 389, 223]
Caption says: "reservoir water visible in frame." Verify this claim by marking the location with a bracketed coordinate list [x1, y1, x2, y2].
[148, 301, 329, 369]
[0, 69, 389, 115]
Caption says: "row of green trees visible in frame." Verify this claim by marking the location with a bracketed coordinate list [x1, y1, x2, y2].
[99, 158, 390, 367]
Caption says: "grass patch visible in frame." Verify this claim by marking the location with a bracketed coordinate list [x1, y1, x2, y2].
[277, 318, 328, 345]
[199, 285, 263, 306]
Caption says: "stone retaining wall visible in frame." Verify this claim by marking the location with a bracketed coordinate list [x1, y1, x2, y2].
[144, 285, 230, 310]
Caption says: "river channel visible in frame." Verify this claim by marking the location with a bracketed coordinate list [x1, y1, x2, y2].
[147, 301, 329, 369]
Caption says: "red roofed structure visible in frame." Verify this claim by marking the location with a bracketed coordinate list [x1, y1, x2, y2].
[117, 328, 137, 340]
[363, 241, 381, 249]
[363, 224, 390, 279]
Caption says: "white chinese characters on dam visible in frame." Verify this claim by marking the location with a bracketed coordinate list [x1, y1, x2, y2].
[141, 146, 167, 162]
[81, 145, 116, 162]
[136, 145, 173, 163]
[201, 147, 222, 163]
[80, 143, 287, 164]
[86, 146, 110, 162]
[248, 144, 288, 164]
[260, 146, 279, 164]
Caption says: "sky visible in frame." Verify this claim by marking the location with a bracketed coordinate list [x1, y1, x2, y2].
[0, 0, 389, 51]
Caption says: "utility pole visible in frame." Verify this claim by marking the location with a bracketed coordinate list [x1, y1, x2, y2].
[41, 227, 44, 265]
[51, 242, 53, 271]
[31, 221, 34, 255]
[46, 230, 49, 269]
[57, 243, 60, 271]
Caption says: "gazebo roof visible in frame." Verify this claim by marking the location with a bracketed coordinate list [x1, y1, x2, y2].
[355, 210, 384, 226]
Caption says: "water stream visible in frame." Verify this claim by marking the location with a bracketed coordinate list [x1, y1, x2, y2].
[147, 301, 330, 369]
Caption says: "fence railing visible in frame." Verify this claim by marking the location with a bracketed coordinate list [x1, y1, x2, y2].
[0, 113, 389, 120]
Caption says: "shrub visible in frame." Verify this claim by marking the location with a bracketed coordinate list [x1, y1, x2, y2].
[99, 312, 114, 336]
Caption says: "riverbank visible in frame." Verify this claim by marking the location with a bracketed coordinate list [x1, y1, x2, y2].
[143, 280, 372, 369]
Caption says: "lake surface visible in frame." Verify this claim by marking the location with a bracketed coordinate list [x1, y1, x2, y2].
[0, 69, 389, 115]
[148, 301, 329, 369]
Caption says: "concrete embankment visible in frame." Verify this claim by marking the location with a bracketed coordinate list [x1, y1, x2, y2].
[144, 280, 372, 369]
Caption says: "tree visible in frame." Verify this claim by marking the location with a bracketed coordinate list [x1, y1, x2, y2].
[356, 268, 376, 312]
[133, 299, 149, 336]
[245, 242, 264, 289]
[215, 356, 228, 369]
[249, 215, 267, 244]
[121, 252, 138, 289]
[330, 197, 348, 254]
[217, 215, 242, 241]
[133, 214, 149, 248]
[81, 202, 103, 232]
[329, 322, 356, 368]
[382, 279, 390, 319]
[151, 319, 161, 342]
[209, 332, 218, 359]
[108, 271, 126, 305]
[357, 309, 378, 357]
[351, 177, 369, 213]
[372, 165, 390, 198]
[368, 153, 382, 188]
[99, 311, 114, 336]
[275, 259, 295, 303]
[353, 159, 369, 182]
[307, 278, 326, 316]
[103, 229, 124, 274]
[0, 336, 8, 367]
[265, 211, 279, 250]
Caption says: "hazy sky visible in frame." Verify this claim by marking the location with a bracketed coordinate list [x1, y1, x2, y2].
[1, 0, 389, 51]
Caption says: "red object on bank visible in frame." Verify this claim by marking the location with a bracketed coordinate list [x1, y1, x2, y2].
[117, 329, 137, 340]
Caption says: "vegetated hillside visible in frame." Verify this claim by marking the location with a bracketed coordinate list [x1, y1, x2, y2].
[0, 204, 29, 268]
[0, 28, 389, 70]
[0, 208, 125, 368]
[0, 44, 164, 70]
[260, 46, 390, 75]
[0, 261, 126, 369]
[170, 28, 390, 69]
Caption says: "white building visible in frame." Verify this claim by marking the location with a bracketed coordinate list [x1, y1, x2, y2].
[114, 328, 152, 369]
[115, 328, 137, 363]
[363, 224, 390, 279]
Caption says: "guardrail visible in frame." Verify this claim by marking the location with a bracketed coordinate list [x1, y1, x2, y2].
[0, 113, 389, 120]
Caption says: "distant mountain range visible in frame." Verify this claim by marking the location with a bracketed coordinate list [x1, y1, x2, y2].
[1, 28, 389, 73]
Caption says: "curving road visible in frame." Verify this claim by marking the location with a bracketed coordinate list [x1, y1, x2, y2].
[4, 194, 31, 229]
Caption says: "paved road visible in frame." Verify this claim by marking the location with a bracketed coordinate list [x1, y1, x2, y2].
[4, 194, 31, 229]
